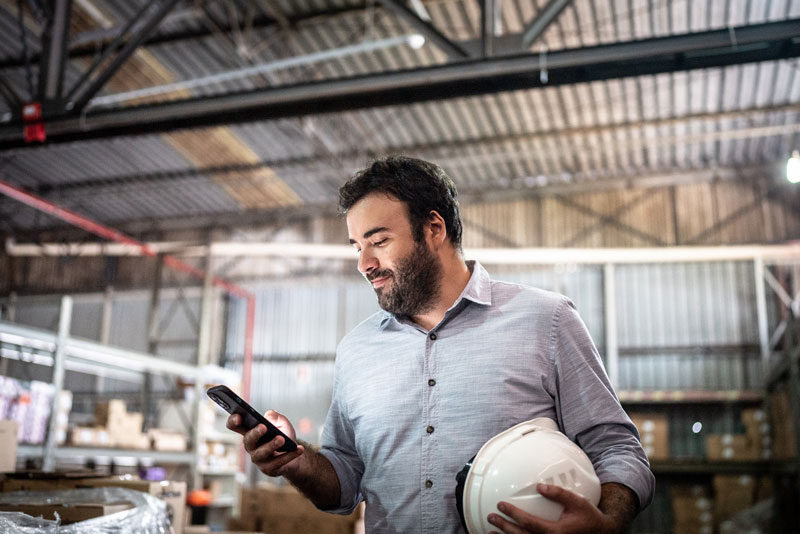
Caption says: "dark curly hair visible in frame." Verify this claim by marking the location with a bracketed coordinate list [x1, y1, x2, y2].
[338, 156, 463, 250]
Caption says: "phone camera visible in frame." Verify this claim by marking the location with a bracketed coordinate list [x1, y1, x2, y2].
[211, 396, 229, 410]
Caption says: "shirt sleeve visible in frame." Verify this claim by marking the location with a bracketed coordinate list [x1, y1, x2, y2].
[318, 353, 365, 515]
[549, 297, 656, 510]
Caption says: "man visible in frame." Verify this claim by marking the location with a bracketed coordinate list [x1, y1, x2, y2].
[227, 156, 655, 533]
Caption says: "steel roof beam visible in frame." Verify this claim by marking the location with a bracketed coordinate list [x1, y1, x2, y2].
[21, 102, 800, 195]
[0, 19, 798, 149]
[37, 0, 72, 106]
[521, 0, 572, 49]
[376, 0, 470, 59]
[68, 0, 180, 112]
[0, 5, 367, 70]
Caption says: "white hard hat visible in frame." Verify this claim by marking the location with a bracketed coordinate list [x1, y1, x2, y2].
[455, 417, 601, 533]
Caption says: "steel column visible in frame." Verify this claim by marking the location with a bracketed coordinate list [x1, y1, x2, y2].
[754, 258, 771, 374]
[604, 263, 619, 388]
[42, 296, 72, 471]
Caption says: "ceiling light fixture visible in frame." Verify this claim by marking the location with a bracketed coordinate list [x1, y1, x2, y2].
[787, 150, 800, 184]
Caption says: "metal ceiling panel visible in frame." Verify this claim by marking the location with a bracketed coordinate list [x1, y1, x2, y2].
[0, 1, 798, 235]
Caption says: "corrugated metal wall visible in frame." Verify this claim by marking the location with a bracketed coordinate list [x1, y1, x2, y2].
[616, 261, 763, 390]
[224, 258, 777, 484]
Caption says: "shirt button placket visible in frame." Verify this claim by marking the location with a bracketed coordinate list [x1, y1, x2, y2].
[422, 329, 439, 533]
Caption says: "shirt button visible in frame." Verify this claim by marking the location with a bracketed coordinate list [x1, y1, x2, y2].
[425, 479, 433, 488]
[428, 379, 436, 387]
[426, 425, 434, 434]
[429, 332, 437, 340]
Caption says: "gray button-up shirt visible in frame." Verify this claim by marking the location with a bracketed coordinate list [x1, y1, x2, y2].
[319, 261, 655, 533]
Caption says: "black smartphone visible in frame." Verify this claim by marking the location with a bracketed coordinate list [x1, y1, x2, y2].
[206, 385, 298, 453]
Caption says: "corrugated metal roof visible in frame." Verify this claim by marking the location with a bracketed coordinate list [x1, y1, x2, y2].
[0, 0, 798, 234]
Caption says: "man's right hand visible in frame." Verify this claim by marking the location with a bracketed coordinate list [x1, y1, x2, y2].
[226, 410, 305, 477]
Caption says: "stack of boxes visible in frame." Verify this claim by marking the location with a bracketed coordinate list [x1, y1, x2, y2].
[197, 398, 236, 470]
[198, 441, 238, 471]
[705, 408, 772, 461]
[69, 399, 149, 449]
[670, 484, 713, 534]
[629, 413, 669, 460]
[95, 400, 149, 449]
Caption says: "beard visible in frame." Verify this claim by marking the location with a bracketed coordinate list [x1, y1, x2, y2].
[369, 240, 442, 317]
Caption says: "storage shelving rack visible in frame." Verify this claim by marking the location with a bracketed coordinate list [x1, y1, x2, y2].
[764, 305, 800, 531]
[0, 295, 242, 504]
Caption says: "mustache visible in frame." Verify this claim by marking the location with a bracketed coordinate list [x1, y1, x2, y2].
[367, 270, 393, 282]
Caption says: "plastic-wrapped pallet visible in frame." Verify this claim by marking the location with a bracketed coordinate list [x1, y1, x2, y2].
[0, 487, 171, 534]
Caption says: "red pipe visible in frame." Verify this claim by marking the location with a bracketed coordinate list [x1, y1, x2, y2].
[0, 179, 255, 400]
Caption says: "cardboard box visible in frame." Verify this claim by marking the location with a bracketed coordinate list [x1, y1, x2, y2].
[94, 400, 127, 426]
[0, 501, 133, 524]
[68, 426, 112, 447]
[0, 419, 18, 472]
[240, 484, 358, 534]
[79, 477, 187, 534]
[713, 475, 755, 523]
[629, 413, 669, 460]
[706, 434, 758, 461]
[0, 474, 186, 534]
[0, 472, 101, 492]
[770, 389, 797, 460]
[671, 484, 713, 534]
[148, 428, 188, 451]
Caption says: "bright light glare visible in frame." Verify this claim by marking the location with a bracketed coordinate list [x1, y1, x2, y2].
[787, 150, 800, 184]
[692, 422, 702, 434]
[407, 34, 426, 50]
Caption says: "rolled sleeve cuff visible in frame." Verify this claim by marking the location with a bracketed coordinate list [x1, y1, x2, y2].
[318, 448, 362, 515]
[596, 459, 656, 510]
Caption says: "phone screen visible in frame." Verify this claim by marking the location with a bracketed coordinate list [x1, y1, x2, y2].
[206, 385, 298, 452]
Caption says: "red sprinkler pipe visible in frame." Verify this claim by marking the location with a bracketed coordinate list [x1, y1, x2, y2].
[0, 179, 255, 401]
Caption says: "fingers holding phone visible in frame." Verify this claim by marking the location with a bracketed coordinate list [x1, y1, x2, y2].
[245, 422, 306, 477]
[224, 408, 304, 476]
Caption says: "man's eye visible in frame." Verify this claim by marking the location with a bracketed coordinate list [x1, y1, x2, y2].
[373, 239, 387, 246]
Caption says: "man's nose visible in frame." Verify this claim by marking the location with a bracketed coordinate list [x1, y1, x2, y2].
[358, 250, 378, 276]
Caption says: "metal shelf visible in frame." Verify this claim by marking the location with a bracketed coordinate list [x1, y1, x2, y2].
[17, 444, 194, 463]
[618, 389, 763, 404]
[197, 467, 239, 476]
[650, 460, 772, 475]
[209, 495, 236, 507]
[1, 308, 241, 481]
[54, 447, 196, 463]
[17, 444, 45, 459]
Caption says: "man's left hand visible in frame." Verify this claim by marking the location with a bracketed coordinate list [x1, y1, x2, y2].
[486, 483, 625, 534]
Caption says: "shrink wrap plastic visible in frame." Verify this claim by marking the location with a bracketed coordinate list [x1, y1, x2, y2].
[0, 487, 171, 534]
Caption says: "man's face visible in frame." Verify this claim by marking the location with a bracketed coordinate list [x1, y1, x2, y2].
[347, 193, 442, 316]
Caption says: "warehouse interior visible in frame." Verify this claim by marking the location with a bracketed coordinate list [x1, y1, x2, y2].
[0, 0, 799, 532]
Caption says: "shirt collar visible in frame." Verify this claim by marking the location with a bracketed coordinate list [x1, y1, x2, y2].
[378, 260, 492, 328]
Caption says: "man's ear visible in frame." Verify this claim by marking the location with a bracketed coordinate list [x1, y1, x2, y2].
[427, 210, 447, 248]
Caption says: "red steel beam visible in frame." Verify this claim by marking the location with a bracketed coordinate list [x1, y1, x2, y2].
[0, 179, 255, 400]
